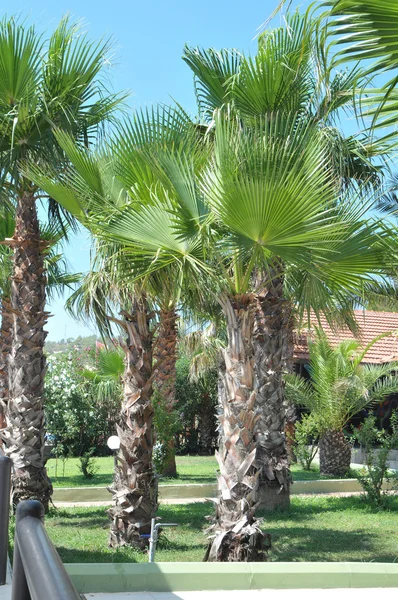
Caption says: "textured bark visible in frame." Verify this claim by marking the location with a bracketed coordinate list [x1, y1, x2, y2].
[285, 395, 298, 465]
[252, 275, 292, 511]
[108, 297, 158, 548]
[0, 194, 52, 510]
[0, 298, 12, 437]
[285, 421, 297, 465]
[204, 294, 271, 562]
[154, 307, 178, 477]
[319, 429, 351, 477]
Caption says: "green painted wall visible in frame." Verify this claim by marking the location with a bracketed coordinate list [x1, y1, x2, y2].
[65, 562, 398, 593]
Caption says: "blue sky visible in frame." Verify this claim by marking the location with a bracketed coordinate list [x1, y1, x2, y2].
[11, 0, 316, 339]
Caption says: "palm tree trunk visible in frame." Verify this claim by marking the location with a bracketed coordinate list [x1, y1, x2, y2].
[108, 296, 158, 548]
[319, 429, 351, 477]
[198, 390, 216, 454]
[2, 193, 52, 510]
[204, 294, 271, 562]
[252, 276, 292, 511]
[154, 307, 178, 477]
[0, 297, 12, 437]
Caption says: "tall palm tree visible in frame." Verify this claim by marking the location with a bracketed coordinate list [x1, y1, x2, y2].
[0, 15, 123, 509]
[182, 10, 388, 509]
[27, 103, 388, 560]
[285, 331, 398, 476]
[109, 108, 210, 478]
[0, 210, 80, 449]
[65, 249, 160, 548]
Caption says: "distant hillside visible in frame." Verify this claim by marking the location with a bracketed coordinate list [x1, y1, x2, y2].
[45, 334, 98, 354]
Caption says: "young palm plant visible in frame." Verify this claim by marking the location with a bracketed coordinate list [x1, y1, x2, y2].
[285, 331, 398, 476]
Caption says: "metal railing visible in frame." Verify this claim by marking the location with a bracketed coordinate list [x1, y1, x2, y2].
[0, 455, 11, 585]
[12, 500, 80, 600]
[0, 455, 80, 599]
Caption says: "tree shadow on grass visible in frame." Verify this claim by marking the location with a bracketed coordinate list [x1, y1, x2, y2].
[48, 507, 109, 528]
[56, 546, 142, 563]
[158, 502, 211, 528]
[268, 526, 397, 563]
[52, 474, 113, 488]
[160, 475, 216, 485]
[259, 495, 398, 523]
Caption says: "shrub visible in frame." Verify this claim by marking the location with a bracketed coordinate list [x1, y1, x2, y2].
[292, 414, 320, 471]
[152, 441, 167, 474]
[44, 348, 120, 461]
[352, 411, 398, 509]
[78, 450, 99, 479]
[175, 356, 218, 455]
[152, 387, 180, 473]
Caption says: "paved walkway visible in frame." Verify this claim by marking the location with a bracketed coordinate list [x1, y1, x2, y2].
[86, 589, 398, 600]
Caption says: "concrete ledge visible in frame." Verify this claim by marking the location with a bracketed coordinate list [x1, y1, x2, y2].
[53, 478, 397, 503]
[65, 562, 398, 593]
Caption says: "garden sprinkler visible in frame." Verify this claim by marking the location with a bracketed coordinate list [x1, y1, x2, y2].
[141, 517, 178, 562]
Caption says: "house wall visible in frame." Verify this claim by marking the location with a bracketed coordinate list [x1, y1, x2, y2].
[352, 448, 398, 471]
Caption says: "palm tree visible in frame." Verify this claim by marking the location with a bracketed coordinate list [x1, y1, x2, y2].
[0, 209, 14, 424]
[82, 346, 124, 404]
[0, 15, 123, 509]
[285, 331, 398, 476]
[325, 1, 398, 134]
[0, 209, 80, 450]
[182, 10, 389, 510]
[27, 102, 388, 560]
[64, 246, 160, 548]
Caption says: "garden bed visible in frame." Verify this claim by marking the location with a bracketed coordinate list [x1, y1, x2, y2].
[10, 496, 398, 564]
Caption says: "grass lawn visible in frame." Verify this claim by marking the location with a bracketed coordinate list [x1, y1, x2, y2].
[10, 496, 398, 563]
[47, 455, 352, 488]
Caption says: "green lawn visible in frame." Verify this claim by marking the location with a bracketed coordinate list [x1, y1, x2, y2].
[10, 496, 398, 563]
[47, 455, 351, 488]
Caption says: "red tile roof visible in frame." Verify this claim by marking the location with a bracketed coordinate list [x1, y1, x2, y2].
[293, 310, 398, 364]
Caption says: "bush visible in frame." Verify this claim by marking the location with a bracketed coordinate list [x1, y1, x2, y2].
[152, 441, 167, 473]
[292, 414, 320, 471]
[352, 411, 398, 509]
[175, 357, 218, 455]
[78, 451, 99, 479]
[44, 348, 120, 462]
[152, 387, 180, 473]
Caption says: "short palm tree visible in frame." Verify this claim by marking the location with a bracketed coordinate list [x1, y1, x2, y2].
[285, 331, 398, 476]
[82, 346, 124, 404]
[0, 15, 122, 509]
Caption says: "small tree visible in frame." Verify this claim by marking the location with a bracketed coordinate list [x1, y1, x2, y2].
[291, 414, 320, 471]
[353, 411, 398, 509]
[285, 331, 398, 477]
[44, 348, 121, 476]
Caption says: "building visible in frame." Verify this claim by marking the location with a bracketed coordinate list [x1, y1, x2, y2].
[293, 310, 398, 429]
